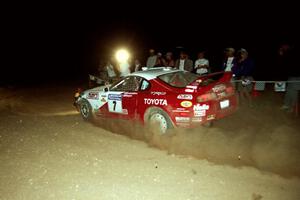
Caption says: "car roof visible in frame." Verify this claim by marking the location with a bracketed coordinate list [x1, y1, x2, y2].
[129, 67, 182, 80]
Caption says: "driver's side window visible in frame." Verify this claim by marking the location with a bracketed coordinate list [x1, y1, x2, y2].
[110, 76, 143, 92]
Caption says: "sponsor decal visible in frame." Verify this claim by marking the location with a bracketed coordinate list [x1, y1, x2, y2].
[108, 94, 122, 101]
[185, 89, 195, 93]
[172, 108, 190, 113]
[151, 92, 166, 95]
[194, 110, 206, 117]
[144, 98, 168, 106]
[125, 92, 137, 95]
[176, 122, 190, 127]
[87, 92, 99, 99]
[180, 101, 193, 108]
[123, 94, 133, 97]
[193, 104, 210, 117]
[192, 117, 202, 122]
[212, 84, 226, 93]
[186, 85, 198, 89]
[177, 94, 193, 100]
[193, 104, 209, 111]
[274, 82, 286, 92]
[123, 92, 137, 97]
[175, 117, 190, 122]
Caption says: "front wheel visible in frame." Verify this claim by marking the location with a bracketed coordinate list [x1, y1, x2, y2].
[79, 99, 94, 121]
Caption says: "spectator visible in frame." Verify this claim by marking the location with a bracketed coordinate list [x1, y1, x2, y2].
[279, 44, 300, 112]
[163, 52, 175, 67]
[274, 44, 292, 80]
[222, 47, 237, 72]
[175, 52, 193, 72]
[118, 59, 131, 78]
[154, 52, 165, 67]
[146, 49, 157, 67]
[97, 61, 107, 80]
[194, 51, 210, 75]
[104, 60, 117, 83]
[282, 77, 300, 113]
[134, 59, 142, 72]
[232, 48, 255, 105]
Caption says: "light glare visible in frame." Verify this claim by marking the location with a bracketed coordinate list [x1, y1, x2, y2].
[115, 49, 129, 63]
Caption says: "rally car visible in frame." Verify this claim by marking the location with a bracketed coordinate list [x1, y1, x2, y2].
[74, 67, 237, 134]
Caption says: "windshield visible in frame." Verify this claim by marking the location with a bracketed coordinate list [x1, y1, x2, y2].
[158, 71, 199, 88]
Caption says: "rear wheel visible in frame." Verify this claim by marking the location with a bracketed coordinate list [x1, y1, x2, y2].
[144, 108, 173, 134]
[79, 99, 94, 121]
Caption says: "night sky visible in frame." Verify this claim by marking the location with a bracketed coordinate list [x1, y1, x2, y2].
[2, 2, 299, 85]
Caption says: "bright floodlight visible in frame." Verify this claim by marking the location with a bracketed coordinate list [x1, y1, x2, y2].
[115, 49, 130, 63]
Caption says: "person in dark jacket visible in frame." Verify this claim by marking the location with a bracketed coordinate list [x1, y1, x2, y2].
[279, 44, 300, 112]
[232, 48, 255, 106]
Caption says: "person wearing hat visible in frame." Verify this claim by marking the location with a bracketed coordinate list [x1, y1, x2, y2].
[222, 47, 237, 72]
[232, 48, 255, 106]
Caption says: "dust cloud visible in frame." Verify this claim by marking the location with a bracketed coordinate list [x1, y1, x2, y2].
[2, 86, 300, 178]
[94, 103, 300, 178]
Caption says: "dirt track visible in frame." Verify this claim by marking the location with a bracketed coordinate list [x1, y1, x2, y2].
[1, 85, 300, 200]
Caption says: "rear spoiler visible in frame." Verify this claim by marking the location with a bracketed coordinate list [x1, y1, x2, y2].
[185, 71, 233, 91]
[198, 71, 233, 82]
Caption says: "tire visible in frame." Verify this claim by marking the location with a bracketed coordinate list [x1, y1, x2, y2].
[79, 99, 94, 121]
[144, 107, 173, 135]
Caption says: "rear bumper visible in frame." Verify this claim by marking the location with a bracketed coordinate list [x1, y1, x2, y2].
[213, 95, 238, 120]
[172, 95, 238, 128]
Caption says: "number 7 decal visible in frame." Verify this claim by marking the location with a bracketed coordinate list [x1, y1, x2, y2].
[113, 100, 117, 111]
[108, 93, 123, 113]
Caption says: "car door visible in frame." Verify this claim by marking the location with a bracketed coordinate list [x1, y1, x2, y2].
[104, 76, 142, 120]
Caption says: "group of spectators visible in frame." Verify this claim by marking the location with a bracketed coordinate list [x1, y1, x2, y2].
[95, 44, 299, 113]
[145, 49, 208, 75]
[144, 48, 255, 105]
[99, 47, 254, 79]
[145, 48, 254, 78]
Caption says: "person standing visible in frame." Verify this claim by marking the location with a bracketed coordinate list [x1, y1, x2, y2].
[232, 48, 255, 106]
[154, 52, 165, 67]
[222, 47, 237, 72]
[163, 52, 175, 67]
[118, 60, 131, 77]
[134, 59, 142, 72]
[175, 52, 193, 72]
[194, 51, 210, 75]
[146, 49, 157, 68]
[105, 60, 117, 83]
[279, 44, 300, 112]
